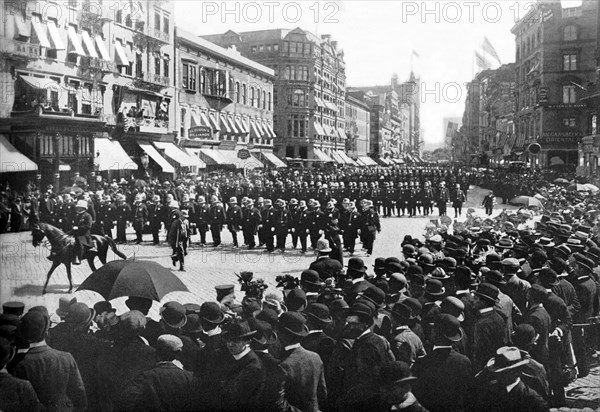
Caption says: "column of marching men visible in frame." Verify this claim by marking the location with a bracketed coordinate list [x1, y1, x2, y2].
[1, 205, 600, 411]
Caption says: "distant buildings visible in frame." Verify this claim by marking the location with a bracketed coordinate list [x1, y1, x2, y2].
[344, 95, 371, 158]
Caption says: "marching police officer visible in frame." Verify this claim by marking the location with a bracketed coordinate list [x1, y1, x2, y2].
[226, 197, 243, 248]
[148, 195, 163, 245]
[209, 195, 226, 247]
[115, 194, 131, 243]
[242, 198, 261, 249]
[133, 195, 148, 244]
[195, 196, 210, 246]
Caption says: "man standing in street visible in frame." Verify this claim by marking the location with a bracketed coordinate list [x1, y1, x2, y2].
[209, 195, 226, 247]
[361, 200, 380, 257]
[482, 191, 496, 216]
[226, 197, 242, 249]
[242, 198, 261, 250]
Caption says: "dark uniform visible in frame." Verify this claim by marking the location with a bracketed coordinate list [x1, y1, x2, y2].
[274, 203, 290, 251]
[262, 204, 277, 252]
[209, 201, 226, 247]
[133, 202, 148, 244]
[294, 204, 310, 253]
[242, 202, 261, 249]
[147, 199, 163, 245]
[115, 198, 131, 243]
[195, 199, 210, 246]
[361, 204, 381, 256]
[72, 209, 94, 264]
[226, 201, 243, 247]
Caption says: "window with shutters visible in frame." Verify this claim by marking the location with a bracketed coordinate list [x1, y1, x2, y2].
[562, 85, 576, 104]
[563, 54, 577, 71]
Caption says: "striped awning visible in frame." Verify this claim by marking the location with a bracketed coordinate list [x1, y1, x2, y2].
[313, 148, 333, 162]
[137, 141, 175, 174]
[95, 138, 138, 171]
[0, 135, 38, 173]
[358, 156, 378, 166]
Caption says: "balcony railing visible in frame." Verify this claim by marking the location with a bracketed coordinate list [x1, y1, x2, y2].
[134, 24, 170, 44]
[84, 57, 118, 73]
[0, 37, 41, 59]
[142, 72, 170, 87]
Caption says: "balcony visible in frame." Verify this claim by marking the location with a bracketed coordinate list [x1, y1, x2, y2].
[83, 57, 118, 73]
[141, 72, 170, 87]
[0, 37, 41, 60]
[133, 22, 170, 45]
[118, 115, 170, 135]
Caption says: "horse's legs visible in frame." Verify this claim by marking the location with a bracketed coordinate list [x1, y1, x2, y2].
[42, 262, 60, 295]
[66, 263, 73, 293]
[87, 254, 97, 272]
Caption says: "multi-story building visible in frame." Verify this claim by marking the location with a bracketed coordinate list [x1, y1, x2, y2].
[349, 72, 421, 162]
[174, 27, 281, 170]
[344, 94, 370, 158]
[457, 81, 482, 164]
[0, 0, 184, 188]
[201, 28, 354, 166]
[443, 117, 462, 157]
[511, 0, 599, 168]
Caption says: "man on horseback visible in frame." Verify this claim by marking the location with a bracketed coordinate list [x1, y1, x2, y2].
[72, 200, 97, 265]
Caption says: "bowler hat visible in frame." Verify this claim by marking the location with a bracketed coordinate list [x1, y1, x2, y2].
[305, 303, 333, 324]
[387, 262, 405, 274]
[512, 324, 538, 349]
[573, 253, 594, 273]
[330, 299, 350, 316]
[425, 279, 445, 296]
[285, 288, 307, 312]
[358, 286, 386, 308]
[418, 254, 435, 268]
[554, 244, 572, 260]
[474, 283, 499, 303]
[199, 302, 225, 324]
[373, 257, 386, 270]
[249, 318, 277, 346]
[436, 313, 463, 342]
[347, 257, 367, 273]
[56, 296, 77, 319]
[496, 238, 514, 249]
[93, 301, 115, 315]
[391, 301, 415, 320]
[538, 268, 559, 286]
[301, 270, 323, 287]
[65, 303, 95, 328]
[279, 311, 309, 337]
[160, 302, 187, 329]
[19, 311, 49, 343]
[350, 301, 376, 323]
[223, 319, 256, 340]
[440, 297, 465, 322]
[485, 270, 506, 286]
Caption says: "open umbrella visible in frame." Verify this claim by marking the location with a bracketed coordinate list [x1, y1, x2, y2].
[553, 178, 570, 185]
[61, 186, 84, 196]
[77, 260, 189, 301]
[510, 196, 543, 208]
[567, 184, 590, 192]
[533, 194, 546, 201]
[584, 183, 599, 192]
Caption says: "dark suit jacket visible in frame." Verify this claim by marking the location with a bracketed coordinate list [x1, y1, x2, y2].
[475, 380, 547, 412]
[302, 331, 335, 367]
[345, 331, 394, 392]
[0, 372, 42, 412]
[73, 211, 93, 247]
[524, 304, 551, 366]
[221, 350, 265, 411]
[309, 257, 343, 281]
[119, 362, 194, 412]
[412, 347, 473, 412]
[14, 345, 87, 411]
[473, 309, 507, 371]
[279, 345, 327, 412]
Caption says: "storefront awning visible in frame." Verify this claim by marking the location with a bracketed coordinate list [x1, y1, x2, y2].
[183, 148, 207, 169]
[392, 158, 405, 165]
[254, 121, 265, 137]
[153, 141, 199, 167]
[219, 114, 232, 134]
[249, 120, 262, 140]
[95, 35, 110, 61]
[330, 151, 345, 164]
[208, 113, 220, 132]
[337, 151, 357, 166]
[262, 152, 286, 168]
[0, 135, 38, 173]
[199, 112, 212, 130]
[313, 148, 333, 162]
[81, 30, 98, 58]
[313, 121, 326, 136]
[31, 17, 51, 49]
[13, 15, 30, 40]
[199, 149, 263, 169]
[114, 40, 129, 66]
[354, 157, 366, 166]
[358, 156, 378, 166]
[137, 141, 175, 174]
[67, 25, 85, 56]
[337, 127, 347, 140]
[94, 138, 138, 171]
[262, 121, 277, 138]
[46, 20, 65, 50]
[19, 75, 61, 92]
[325, 102, 338, 112]
[227, 117, 239, 134]
[314, 96, 326, 108]
[235, 118, 248, 134]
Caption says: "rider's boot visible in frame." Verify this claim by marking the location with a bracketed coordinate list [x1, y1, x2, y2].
[47, 252, 57, 261]
[73, 254, 81, 265]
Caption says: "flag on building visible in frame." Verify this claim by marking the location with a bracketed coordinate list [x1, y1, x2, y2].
[475, 51, 492, 70]
[481, 37, 501, 64]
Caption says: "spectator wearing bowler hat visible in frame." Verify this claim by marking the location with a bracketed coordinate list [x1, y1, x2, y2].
[547, 256, 581, 321]
[219, 319, 265, 411]
[379, 361, 427, 412]
[511, 324, 551, 400]
[120, 334, 194, 412]
[344, 300, 395, 394]
[358, 286, 392, 339]
[344, 257, 372, 303]
[302, 303, 336, 367]
[300, 270, 324, 305]
[278, 311, 327, 412]
[194, 302, 230, 384]
[0, 336, 41, 412]
[524, 284, 551, 367]
[390, 301, 426, 367]
[373, 257, 387, 278]
[485, 270, 520, 341]
[2, 301, 25, 318]
[501, 258, 531, 314]
[421, 279, 445, 348]
[475, 347, 548, 412]
[413, 314, 473, 412]
[472, 283, 508, 371]
[15, 310, 88, 412]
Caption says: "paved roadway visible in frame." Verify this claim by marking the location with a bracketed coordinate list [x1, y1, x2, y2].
[1, 186, 598, 409]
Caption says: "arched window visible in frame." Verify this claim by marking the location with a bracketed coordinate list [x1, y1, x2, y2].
[257, 88, 261, 108]
[267, 92, 272, 111]
[250, 87, 255, 107]
[229, 77, 235, 100]
[242, 84, 247, 104]
[262, 90, 266, 109]
[235, 82, 240, 103]
[563, 25, 577, 41]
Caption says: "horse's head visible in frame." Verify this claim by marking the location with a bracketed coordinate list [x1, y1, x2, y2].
[31, 224, 46, 247]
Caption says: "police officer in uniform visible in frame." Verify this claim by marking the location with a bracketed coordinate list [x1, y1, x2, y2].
[361, 199, 381, 257]
[148, 195, 163, 245]
[209, 195, 226, 247]
[115, 194, 131, 243]
[262, 199, 277, 252]
[226, 197, 243, 248]
[71, 200, 96, 265]
[288, 199, 300, 249]
[383, 182, 396, 218]
[294, 200, 310, 253]
[195, 196, 210, 246]
[242, 198, 261, 249]
[308, 200, 324, 250]
[274, 199, 290, 253]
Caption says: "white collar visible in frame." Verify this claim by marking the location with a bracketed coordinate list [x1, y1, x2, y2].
[232, 346, 251, 361]
[528, 303, 543, 310]
[357, 329, 371, 340]
[433, 345, 453, 350]
[455, 289, 470, 295]
[390, 392, 418, 410]
[0, 367, 8, 374]
[308, 330, 323, 334]
[29, 340, 47, 348]
[203, 326, 221, 336]
[395, 325, 411, 332]
[284, 343, 301, 351]
[255, 349, 268, 354]
[352, 277, 365, 284]
[157, 360, 183, 370]
[506, 377, 521, 393]
[479, 307, 493, 314]
[139, 336, 150, 346]
[306, 292, 319, 296]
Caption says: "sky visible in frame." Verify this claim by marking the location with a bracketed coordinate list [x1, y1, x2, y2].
[174, 0, 583, 147]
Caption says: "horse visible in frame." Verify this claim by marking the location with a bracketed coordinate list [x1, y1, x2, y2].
[32, 223, 127, 294]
